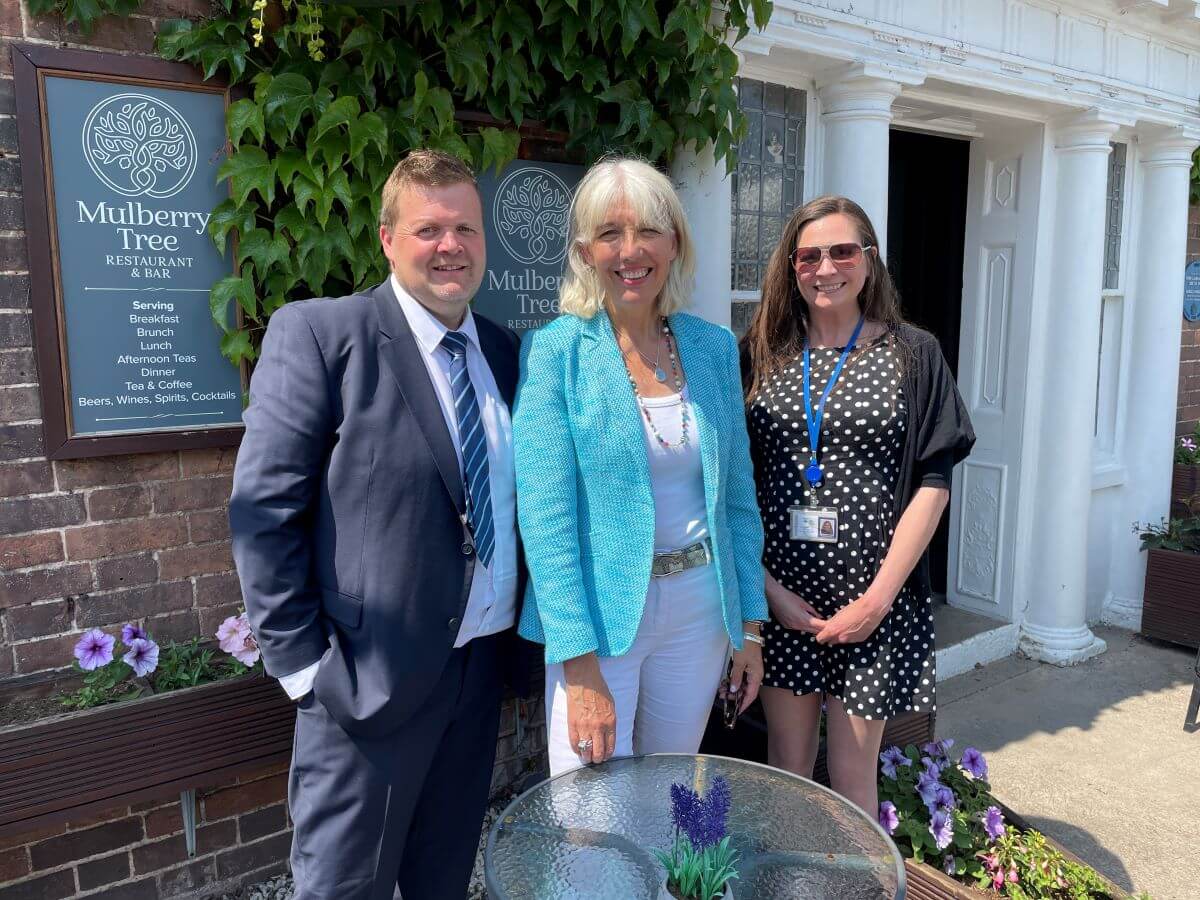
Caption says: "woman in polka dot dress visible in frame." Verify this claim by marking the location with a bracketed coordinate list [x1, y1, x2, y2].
[740, 196, 974, 818]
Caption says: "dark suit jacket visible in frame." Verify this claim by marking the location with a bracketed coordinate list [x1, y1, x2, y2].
[230, 280, 528, 737]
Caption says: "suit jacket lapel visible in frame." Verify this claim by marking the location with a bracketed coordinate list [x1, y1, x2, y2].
[580, 311, 651, 483]
[372, 282, 466, 516]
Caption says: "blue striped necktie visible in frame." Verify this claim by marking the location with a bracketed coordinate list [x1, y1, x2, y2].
[440, 331, 494, 568]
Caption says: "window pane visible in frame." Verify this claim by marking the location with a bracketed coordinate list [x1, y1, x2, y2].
[1102, 142, 1126, 291]
[731, 78, 807, 292]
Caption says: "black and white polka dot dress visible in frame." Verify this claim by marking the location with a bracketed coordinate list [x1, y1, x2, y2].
[748, 336, 936, 720]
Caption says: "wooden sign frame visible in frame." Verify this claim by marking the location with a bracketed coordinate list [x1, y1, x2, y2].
[12, 44, 244, 459]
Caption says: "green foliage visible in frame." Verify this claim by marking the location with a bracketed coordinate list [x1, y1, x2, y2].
[25, 0, 142, 35]
[1174, 423, 1200, 465]
[653, 836, 739, 900]
[60, 639, 260, 711]
[1132, 512, 1200, 554]
[982, 828, 1118, 899]
[148, 0, 771, 362]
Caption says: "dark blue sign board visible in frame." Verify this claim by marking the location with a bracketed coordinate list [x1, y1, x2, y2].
[474, 160, 585, 334]
[1186, 260, 1200, 322]
[13, 45, 243, 458]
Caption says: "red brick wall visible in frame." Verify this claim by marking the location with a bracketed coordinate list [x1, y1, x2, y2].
[0, 3, 545, 897]
[1181, 203, 1200, 435]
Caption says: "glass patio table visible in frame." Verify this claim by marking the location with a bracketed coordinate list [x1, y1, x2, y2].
[485, 754, 905, 899]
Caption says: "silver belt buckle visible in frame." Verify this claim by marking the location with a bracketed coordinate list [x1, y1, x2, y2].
[652, 540, 708, 577]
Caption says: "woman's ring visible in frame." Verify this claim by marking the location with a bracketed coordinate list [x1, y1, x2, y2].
[576, 739, 593, 752]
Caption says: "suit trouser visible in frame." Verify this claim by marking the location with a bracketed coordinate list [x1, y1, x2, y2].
[545, 563, 730, 776]
[288, 633, 504, 900]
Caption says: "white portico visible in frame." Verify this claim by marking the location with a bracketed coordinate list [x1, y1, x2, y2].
[675, 0, 1200, 670]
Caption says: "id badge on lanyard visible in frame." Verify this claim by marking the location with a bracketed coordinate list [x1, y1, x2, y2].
[789, 314, 864, 544]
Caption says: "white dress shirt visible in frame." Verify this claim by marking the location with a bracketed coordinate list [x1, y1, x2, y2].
[278, 277, 519, 700]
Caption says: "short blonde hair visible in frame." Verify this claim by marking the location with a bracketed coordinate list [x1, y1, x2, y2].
[380, 150, 477, 230]
[559, 157, 696, 319]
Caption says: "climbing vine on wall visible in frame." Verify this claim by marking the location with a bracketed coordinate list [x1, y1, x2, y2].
[26, 0, 773, 363]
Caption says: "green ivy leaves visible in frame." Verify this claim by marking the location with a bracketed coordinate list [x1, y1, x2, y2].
[146, 0, 774, 363]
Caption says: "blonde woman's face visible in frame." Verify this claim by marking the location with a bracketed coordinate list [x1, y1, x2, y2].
[581, 200, 677, 313]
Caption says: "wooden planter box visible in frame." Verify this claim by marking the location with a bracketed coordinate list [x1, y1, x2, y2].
[1140, 547, 1200, 649]
[0, 674, 294, 840]
[1172, 464, 1199, 518]
[903, 802, 1129, 900]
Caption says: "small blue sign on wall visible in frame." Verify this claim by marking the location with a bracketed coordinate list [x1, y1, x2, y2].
[473, 160, 585, 335]
[1185, 260, 1200, 322]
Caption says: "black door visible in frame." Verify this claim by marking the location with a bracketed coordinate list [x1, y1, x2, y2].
[887, 129, 970, 596]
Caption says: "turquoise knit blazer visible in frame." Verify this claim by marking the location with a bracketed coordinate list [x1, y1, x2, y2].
[513, 309, 768, 665]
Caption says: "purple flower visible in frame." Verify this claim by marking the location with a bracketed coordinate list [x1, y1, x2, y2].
[74, 628, 115, 671]
[670, 777, 731, 850]
[983, 805, 1005, 841]
[929, 808, 954, 850]
[1182, 437, 1197, 451]
[122, 638, 159, 677]
[916, 771, 943, 811]
[934, 784, 956, 811]
[217, 613, 261, 667]
[921, 738, 954, 760]
[878, 801, 899, 835]
[120, 623, 147, 646]
[879, 746, 911, 779]
[943, 855, 956, 876]
[921, 755, 946, 778]
[960, 747, 988, 780]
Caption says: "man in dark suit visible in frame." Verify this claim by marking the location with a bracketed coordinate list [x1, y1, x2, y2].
[230, 150, 523, 899]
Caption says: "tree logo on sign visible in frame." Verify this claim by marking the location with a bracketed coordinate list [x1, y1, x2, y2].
[81, 93, 197, 199]
[493, 168, 571, 265]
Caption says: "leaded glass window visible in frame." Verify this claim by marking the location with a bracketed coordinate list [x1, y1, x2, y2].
[1102, 142, 1126, 291]
[731, 78, 807, 293]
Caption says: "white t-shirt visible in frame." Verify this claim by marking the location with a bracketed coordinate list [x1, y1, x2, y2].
[636, 386, 710, 552]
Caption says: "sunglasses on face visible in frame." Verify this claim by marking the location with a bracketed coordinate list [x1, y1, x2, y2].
[790, 242, 872, 272]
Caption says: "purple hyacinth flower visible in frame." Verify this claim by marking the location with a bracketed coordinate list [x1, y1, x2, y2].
[878, 801, 899, 835]
[929, 808, 954, 850]
[879, 746, 910, 779]
[74, 628, 115, 671]
[983, 805, 1005, 841]
[917, 771, 944, 811]
[670, 783, 699, 834]
[122, 638, 159, 677]
[120, 623, 147, 646]
[960, 747, 988, 780]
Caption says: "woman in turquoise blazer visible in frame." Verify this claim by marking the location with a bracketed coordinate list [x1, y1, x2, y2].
[513, 158, 768, 775]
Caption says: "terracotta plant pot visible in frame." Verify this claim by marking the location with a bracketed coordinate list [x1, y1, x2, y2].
[0, 674, 294, 840]
[1140, 547, 1200, 649]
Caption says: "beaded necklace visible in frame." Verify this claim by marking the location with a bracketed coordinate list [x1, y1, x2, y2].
[618, 317, 689, 449]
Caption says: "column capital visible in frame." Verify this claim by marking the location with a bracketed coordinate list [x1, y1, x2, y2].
[1136, 124, 1200, 169]
[815, 61, 925, 121]
[1052, 108, 1128, 153]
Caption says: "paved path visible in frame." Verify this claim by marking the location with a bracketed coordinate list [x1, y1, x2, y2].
[937, 627, 1198, 900]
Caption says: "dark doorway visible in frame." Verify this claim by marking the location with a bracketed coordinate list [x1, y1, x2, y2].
[887, 129, 970, 597]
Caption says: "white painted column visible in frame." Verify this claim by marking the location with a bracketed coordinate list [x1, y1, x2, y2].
[816, 63, 924, 254]
[1104, 126, 1200, 629]
[671, 142, 731, 328]
[1020, 111, 1122, 664]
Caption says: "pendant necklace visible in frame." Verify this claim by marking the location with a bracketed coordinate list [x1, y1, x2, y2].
[632, 329, 668, 382]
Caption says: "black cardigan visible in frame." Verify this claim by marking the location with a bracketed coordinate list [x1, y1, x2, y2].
[744, 322, 976, 600]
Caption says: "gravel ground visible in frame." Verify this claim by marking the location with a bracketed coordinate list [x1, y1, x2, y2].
[214, 793, 512, 900]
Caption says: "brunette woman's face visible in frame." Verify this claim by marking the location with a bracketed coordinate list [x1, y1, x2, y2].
[792, 213, 872, 314]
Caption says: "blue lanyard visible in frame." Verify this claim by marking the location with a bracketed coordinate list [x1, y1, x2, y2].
[802, 314, 866, 489]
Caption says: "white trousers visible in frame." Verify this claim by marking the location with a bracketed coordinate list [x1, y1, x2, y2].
[546, 563, 731, 776]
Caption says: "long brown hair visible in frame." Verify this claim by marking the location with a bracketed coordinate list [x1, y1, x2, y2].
[741, 195, 906, 404]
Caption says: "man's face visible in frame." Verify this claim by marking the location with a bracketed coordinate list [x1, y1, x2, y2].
[379, 182, 486, 328]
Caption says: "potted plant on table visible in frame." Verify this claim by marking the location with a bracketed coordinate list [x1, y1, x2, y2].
[878, 741, 1130, 898]
[1134, 497, 1200, 648]
[654, 775, 739, 900]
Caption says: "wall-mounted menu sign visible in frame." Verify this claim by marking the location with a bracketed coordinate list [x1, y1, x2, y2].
[13, 45, 243, 458]
[473, 160, 584, 334]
